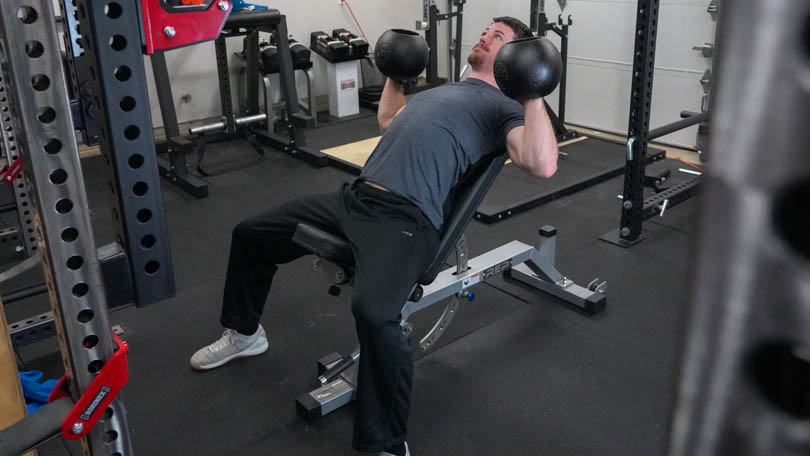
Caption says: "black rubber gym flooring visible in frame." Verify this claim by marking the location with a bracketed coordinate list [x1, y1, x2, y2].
[475, 137, 662, 223]
[2, 117, 704, 455]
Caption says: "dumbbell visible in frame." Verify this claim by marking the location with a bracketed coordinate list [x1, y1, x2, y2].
[310, 31, 350, 62]
[270, 33, 311, 68]
[259, 35, 312, 74]
[331, 28, 369, 58]
[373, 29, 429, 83]
[493, 37, 563, 102]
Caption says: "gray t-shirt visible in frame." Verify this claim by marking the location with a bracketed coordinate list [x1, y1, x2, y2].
[359, 78, 524, 230]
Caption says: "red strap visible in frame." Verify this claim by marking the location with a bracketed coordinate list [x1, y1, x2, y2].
[2, 157, 23, 183]
[48, 333, 130, 440]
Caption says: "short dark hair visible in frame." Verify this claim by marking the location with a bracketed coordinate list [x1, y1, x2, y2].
[493, 16, 534, 40]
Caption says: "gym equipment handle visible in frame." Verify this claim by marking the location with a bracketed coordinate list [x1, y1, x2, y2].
[189, 113, 267, 135]
[318, 351, 360, 385]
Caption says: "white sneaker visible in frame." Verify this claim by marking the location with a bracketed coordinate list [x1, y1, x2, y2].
[378, 442, 409, 456]
[190, 325, 268, 370]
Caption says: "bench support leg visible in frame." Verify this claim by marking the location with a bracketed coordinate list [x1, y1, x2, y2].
[295, 226, 607, 419]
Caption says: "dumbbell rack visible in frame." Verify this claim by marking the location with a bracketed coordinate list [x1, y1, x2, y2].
[153, 11, 328, 196]
[310, 29, 368, 118]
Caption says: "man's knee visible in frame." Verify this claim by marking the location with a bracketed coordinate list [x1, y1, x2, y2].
[232, 217, 265, 244]
[232, 220, 250, 243]
[351, 295, 400, 329]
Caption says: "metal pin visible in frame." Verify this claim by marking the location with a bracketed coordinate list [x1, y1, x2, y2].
[626, 137, 636, 161]
[659, 199, 669, 217]
[678, 168, 702, 176]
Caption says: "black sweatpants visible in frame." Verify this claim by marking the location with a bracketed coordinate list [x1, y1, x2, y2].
[219, 181, 440, 452]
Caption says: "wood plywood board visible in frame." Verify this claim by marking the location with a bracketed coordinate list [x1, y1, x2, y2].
[0, 298, 37, 455]
[322, 136, 381, 168]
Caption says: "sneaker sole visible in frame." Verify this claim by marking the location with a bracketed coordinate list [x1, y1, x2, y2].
[377, 442, 409, 456]
[190, 337, 269, 371]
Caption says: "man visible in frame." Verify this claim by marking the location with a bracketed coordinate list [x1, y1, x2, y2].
[190, 16, 558, 456]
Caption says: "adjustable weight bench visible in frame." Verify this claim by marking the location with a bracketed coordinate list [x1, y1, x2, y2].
[291, 152, 607, 419]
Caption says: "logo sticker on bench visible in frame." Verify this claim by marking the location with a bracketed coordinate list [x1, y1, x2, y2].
[482, 260, 513, 280]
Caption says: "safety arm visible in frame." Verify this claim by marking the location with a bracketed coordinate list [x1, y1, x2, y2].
[506, 98, 559, 178]
[377, 78, 406, 133]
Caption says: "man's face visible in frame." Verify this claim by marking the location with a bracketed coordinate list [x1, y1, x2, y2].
[467, 22, 517, 71]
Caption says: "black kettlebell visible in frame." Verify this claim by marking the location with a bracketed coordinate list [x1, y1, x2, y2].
[493, 37, 563, 102]
[374, 29, 430, 82]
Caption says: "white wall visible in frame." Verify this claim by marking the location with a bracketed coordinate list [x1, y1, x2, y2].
[146, 0, 421, 128]
[151, 0, 717, 149]
[456, 0, 717, 148]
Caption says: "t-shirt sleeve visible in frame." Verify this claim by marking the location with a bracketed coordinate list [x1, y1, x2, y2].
[499, 98, 525, 140]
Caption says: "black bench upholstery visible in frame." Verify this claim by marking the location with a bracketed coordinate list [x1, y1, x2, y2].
[292, 151, 508, 286]
[292, 224, 354, 267]
[419, 151, 507, 284]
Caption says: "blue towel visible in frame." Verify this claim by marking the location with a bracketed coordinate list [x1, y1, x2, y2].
[233, 0, 268, 11]
[19, 370, 59, 414]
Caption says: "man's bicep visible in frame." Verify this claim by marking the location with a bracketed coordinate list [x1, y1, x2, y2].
[505, 125, 524, 165]
[380, 105, 407, 133]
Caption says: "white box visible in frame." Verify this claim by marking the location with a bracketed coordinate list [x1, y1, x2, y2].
[325, 60, 359, 118]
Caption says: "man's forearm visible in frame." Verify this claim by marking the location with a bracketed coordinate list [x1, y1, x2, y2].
[377, 78, 406, 131]
[520, 99, 559, 177]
